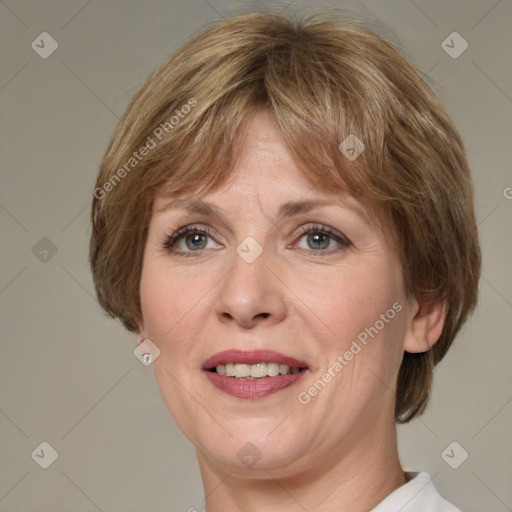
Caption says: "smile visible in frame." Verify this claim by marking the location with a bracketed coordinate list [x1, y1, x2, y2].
[213, 362, 303, 378]
[202, 349, 310, 398]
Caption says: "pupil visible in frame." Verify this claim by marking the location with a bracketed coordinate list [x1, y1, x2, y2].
[308, 233, 328, 250]
[187, 233, 206, 250]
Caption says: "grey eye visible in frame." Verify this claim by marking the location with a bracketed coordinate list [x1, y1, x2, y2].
[185, 233, 208, 250]
[306, 232, 331, 250]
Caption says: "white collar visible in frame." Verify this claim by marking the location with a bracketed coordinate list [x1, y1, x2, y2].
[370, 472, 461, 511]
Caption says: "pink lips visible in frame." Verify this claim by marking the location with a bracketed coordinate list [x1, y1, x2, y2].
[202, 349, 308, 370]
[202, 349, 309, 399]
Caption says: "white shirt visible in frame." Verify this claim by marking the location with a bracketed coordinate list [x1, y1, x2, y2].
[371, 472, 461, 511]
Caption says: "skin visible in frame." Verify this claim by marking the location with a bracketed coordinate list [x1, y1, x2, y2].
[139, 111, 445, 511]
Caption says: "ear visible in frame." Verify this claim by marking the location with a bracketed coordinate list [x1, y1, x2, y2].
[403, 299, 446, 353]
[136, 326, 149, 352]
[137, 322, 146, 341]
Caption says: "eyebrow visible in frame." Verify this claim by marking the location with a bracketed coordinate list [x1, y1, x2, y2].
[158, 197, 372, 226]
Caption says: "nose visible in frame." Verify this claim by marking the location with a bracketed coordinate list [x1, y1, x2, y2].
[215, 246, 287, 329]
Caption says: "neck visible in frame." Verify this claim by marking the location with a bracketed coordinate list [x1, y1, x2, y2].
[196, 417, 406, 512]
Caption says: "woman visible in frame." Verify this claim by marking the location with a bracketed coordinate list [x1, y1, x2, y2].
[90, 10, 481, 511]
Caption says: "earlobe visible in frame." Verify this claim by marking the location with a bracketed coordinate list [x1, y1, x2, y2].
[403, 300, 446, 353]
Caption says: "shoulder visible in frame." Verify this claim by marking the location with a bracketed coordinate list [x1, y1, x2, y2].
[371, 472, 462, 512]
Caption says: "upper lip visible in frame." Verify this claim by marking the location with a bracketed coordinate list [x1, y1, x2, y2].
[202, 349, 309, 370]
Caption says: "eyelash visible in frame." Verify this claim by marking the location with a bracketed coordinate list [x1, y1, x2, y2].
[163, 225, 217, 257]
[162, 223, 351, 258]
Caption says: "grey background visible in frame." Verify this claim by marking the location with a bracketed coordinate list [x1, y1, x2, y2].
[0, 0, 511, 510]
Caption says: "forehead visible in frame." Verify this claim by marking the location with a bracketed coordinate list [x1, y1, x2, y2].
[214, 110, 312, 192]
[152, 110, 386, 231]
[153, 111, 306, 206]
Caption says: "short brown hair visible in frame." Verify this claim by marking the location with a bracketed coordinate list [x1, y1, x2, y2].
[90, 10, 481, 422]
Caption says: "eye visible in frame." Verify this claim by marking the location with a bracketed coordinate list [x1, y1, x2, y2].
[293, 224, 350, 252]
[163, 223, 350, 257]
[163, 225, 221, 255]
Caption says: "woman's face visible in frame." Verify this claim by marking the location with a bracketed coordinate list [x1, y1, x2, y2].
[140, 111, 417, 475]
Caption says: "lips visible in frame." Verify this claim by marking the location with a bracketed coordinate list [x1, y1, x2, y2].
[202, 349, 308, 370]
[202, 349, 309, 399]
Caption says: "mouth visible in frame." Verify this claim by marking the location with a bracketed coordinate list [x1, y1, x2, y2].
[210, 362, 306, 378]
[202, 349, 309, 399]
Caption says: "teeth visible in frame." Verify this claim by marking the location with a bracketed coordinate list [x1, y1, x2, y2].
[267, 362, 280, 376]
[250, 363, 267, 378]
[215, 362, 303, 379]
[279, 364, 290, 375]
[234, 364, 251, 378]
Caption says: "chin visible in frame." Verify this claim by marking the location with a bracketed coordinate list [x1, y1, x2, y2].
[192, 419, 313, 473]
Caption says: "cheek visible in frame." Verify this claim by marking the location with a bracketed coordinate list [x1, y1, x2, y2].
[140, 264, 175, 336]
[139, 257, 216, 352]
[305, 271, 407, 410]
[295, 262, 404, 343]
[296, 257, 408, 396]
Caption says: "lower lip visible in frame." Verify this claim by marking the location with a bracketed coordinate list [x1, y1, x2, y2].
[203, 370, 308, 399]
